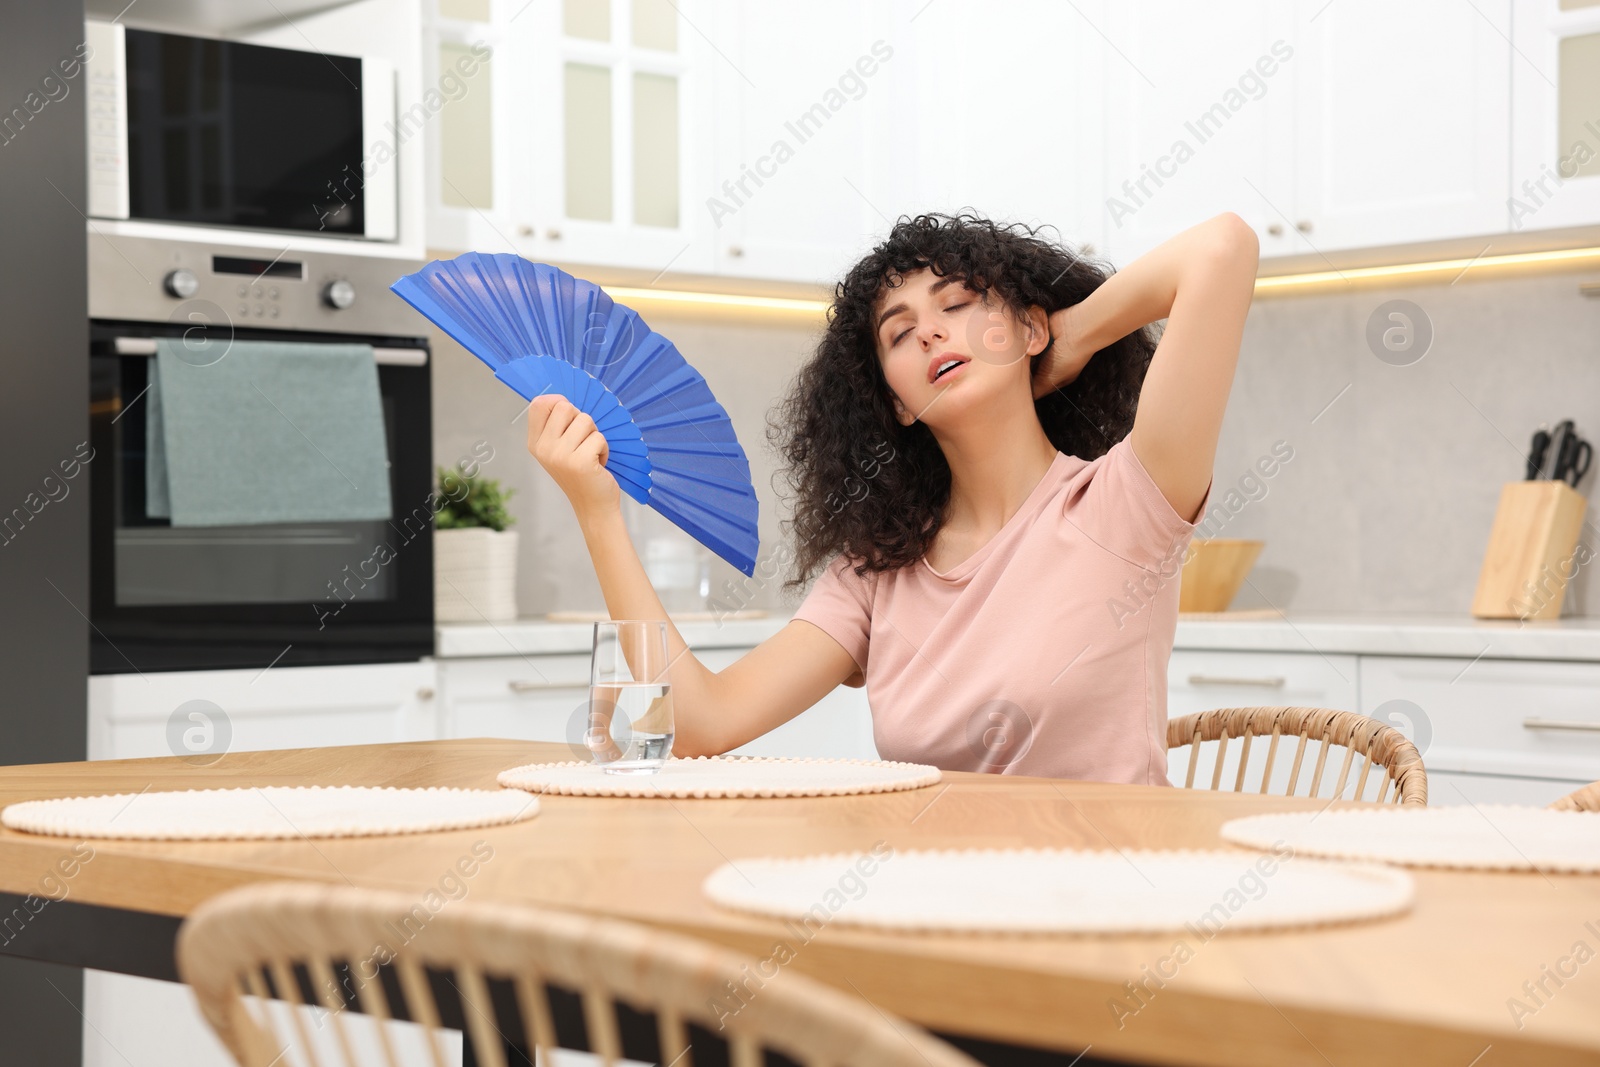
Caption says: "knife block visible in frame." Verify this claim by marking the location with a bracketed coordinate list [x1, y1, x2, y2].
[1471, 480, 1588, 620]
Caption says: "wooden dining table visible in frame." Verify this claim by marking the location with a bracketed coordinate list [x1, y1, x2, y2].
[0, 738, 1597, 1067]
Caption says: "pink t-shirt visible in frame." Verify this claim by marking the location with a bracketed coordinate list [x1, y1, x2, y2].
[790, 435, 1213, 785]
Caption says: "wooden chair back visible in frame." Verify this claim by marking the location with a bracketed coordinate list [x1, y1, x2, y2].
[1552, 781, 1600, 812]
[176, 880, 980, 1067]
[1167, 706, 1428, 806]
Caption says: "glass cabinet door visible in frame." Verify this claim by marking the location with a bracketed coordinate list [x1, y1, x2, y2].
[423, 0, 512, 254]
[1510, 0, 1600, 232]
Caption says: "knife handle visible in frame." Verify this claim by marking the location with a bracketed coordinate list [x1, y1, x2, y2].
[1527, 429, 1551, 479]
[1560, 438, 1592, 487]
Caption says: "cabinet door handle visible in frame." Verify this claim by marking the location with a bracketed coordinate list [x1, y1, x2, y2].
[1186, 674, 1286, 688]
[508, 680, 554, 693]
[1523, 716, 1600, 733]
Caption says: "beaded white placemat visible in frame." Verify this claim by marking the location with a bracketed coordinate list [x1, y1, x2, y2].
[0, 786, 540, 841]
[702, 847, 1414, 934]
[497, 756, 941, 798]
[1221, 806, 1600, 872]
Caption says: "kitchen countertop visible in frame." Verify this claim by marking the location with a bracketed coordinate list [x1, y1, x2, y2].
[436, 614, 789, 658]
[437, 612, 1600, 662]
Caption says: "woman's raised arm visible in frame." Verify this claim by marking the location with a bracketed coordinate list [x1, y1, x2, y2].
[1041, 212, 1259, 523]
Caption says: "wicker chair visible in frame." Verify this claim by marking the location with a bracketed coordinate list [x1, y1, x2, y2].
[1167, 706, 1429, 806]
[1552, 781, 1600, 812]
[176, 880, 979, 1067]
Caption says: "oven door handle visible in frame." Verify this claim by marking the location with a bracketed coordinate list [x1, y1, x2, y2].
[109, 336, 427, 366]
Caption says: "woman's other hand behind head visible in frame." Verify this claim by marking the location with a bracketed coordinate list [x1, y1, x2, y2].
[1032, 304, 1094, 400]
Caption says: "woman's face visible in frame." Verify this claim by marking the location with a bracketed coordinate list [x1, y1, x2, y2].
[872, 268, 1047, 427]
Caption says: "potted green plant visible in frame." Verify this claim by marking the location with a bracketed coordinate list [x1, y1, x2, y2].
[433, 467, 518, 622]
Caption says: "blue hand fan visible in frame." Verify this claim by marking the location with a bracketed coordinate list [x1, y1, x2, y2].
[390, 252, 759, 577]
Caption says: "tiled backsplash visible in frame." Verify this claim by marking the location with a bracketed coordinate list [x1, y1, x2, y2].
[430, 263, 1600, 619]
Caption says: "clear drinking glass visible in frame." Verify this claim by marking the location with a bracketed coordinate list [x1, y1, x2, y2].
[586, 620, 675, 774]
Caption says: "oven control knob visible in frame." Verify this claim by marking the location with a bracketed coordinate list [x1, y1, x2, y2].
[164, 269, 200, 300]
[322, 280, 356, 310]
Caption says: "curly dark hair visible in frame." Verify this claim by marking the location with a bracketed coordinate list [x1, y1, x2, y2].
[767, 211, 1159, 593]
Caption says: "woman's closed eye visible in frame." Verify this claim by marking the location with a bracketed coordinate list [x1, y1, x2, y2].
[891, 302, 968, 346]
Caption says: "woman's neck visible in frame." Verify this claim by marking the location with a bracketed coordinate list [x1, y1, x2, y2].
[934, 418, 1061, 537]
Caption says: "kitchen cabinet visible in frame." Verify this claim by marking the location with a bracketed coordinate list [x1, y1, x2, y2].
[1510, 0, 1600, 233]
[859, 0, 1107, 258]
[1102, 0, 1511, 264]
[423, 0, 1537, 284]
[420, 0, 516, 258]
[425, 0, 1114, 284]
[1165, 648, 1361, 794]
[87, 661, 439, 761]
[1100, 1, 1294, 265]
[1425, 769, 1587, 808]
[424, 0, 715, 277]
[707, 0, 883, 286]
[437, 644, 878, 759]
[438, 652, 593, 751]
[1357, 655, 1599, 806]
[1289, 0, 1511, 253]
[85, 660, 441, 1067]
[1168, 646, 1600, 807]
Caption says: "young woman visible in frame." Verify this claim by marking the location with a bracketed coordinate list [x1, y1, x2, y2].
[526, 210, 1257, 785]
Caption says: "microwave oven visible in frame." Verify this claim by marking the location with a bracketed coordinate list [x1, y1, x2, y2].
[84, 20, 396, 241]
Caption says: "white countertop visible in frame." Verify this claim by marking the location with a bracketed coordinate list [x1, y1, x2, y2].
[437, 612, 1600, 662]
[436, 615, 790, 658]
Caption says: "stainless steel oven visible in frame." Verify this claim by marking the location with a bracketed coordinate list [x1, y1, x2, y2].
[89, 234, 433, 673]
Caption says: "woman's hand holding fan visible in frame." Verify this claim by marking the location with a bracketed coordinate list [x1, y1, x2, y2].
[526, 394, 620, 518]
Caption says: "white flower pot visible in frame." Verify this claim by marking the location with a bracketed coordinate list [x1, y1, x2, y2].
[435, 527, 519, 622]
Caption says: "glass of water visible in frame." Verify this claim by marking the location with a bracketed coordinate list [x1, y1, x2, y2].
[586, 620, 675, 775]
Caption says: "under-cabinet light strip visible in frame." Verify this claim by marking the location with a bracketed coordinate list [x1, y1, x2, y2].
[597, 245, 1600, 310]
[1254, 245, 1600, 290]
[600, 286, 830, 313]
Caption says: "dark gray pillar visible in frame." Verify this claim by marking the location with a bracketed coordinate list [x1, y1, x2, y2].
[0, 1, 92, 1062]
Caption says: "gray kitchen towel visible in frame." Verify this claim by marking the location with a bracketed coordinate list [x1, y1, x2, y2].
[146, 337, 393, 526]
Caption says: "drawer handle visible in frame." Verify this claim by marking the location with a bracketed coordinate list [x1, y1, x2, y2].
[508, 680, 555, 693]
[1186, 674, 1286, 688]
[1523, 717, 1600, 733]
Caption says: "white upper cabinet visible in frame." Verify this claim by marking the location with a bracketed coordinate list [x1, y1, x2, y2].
[419, 0, 1578, 283]
[1510, 0, 1600, 234]
[1292, 0, 1511, 253]
[1101, 1, 1294, 264]
[859, 0, 1106, 257]
[704, 0, 884, 285]
[422, 0, 516, 256]
[425, 0, 714, 275]
[1103, 0, 1511, 265]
